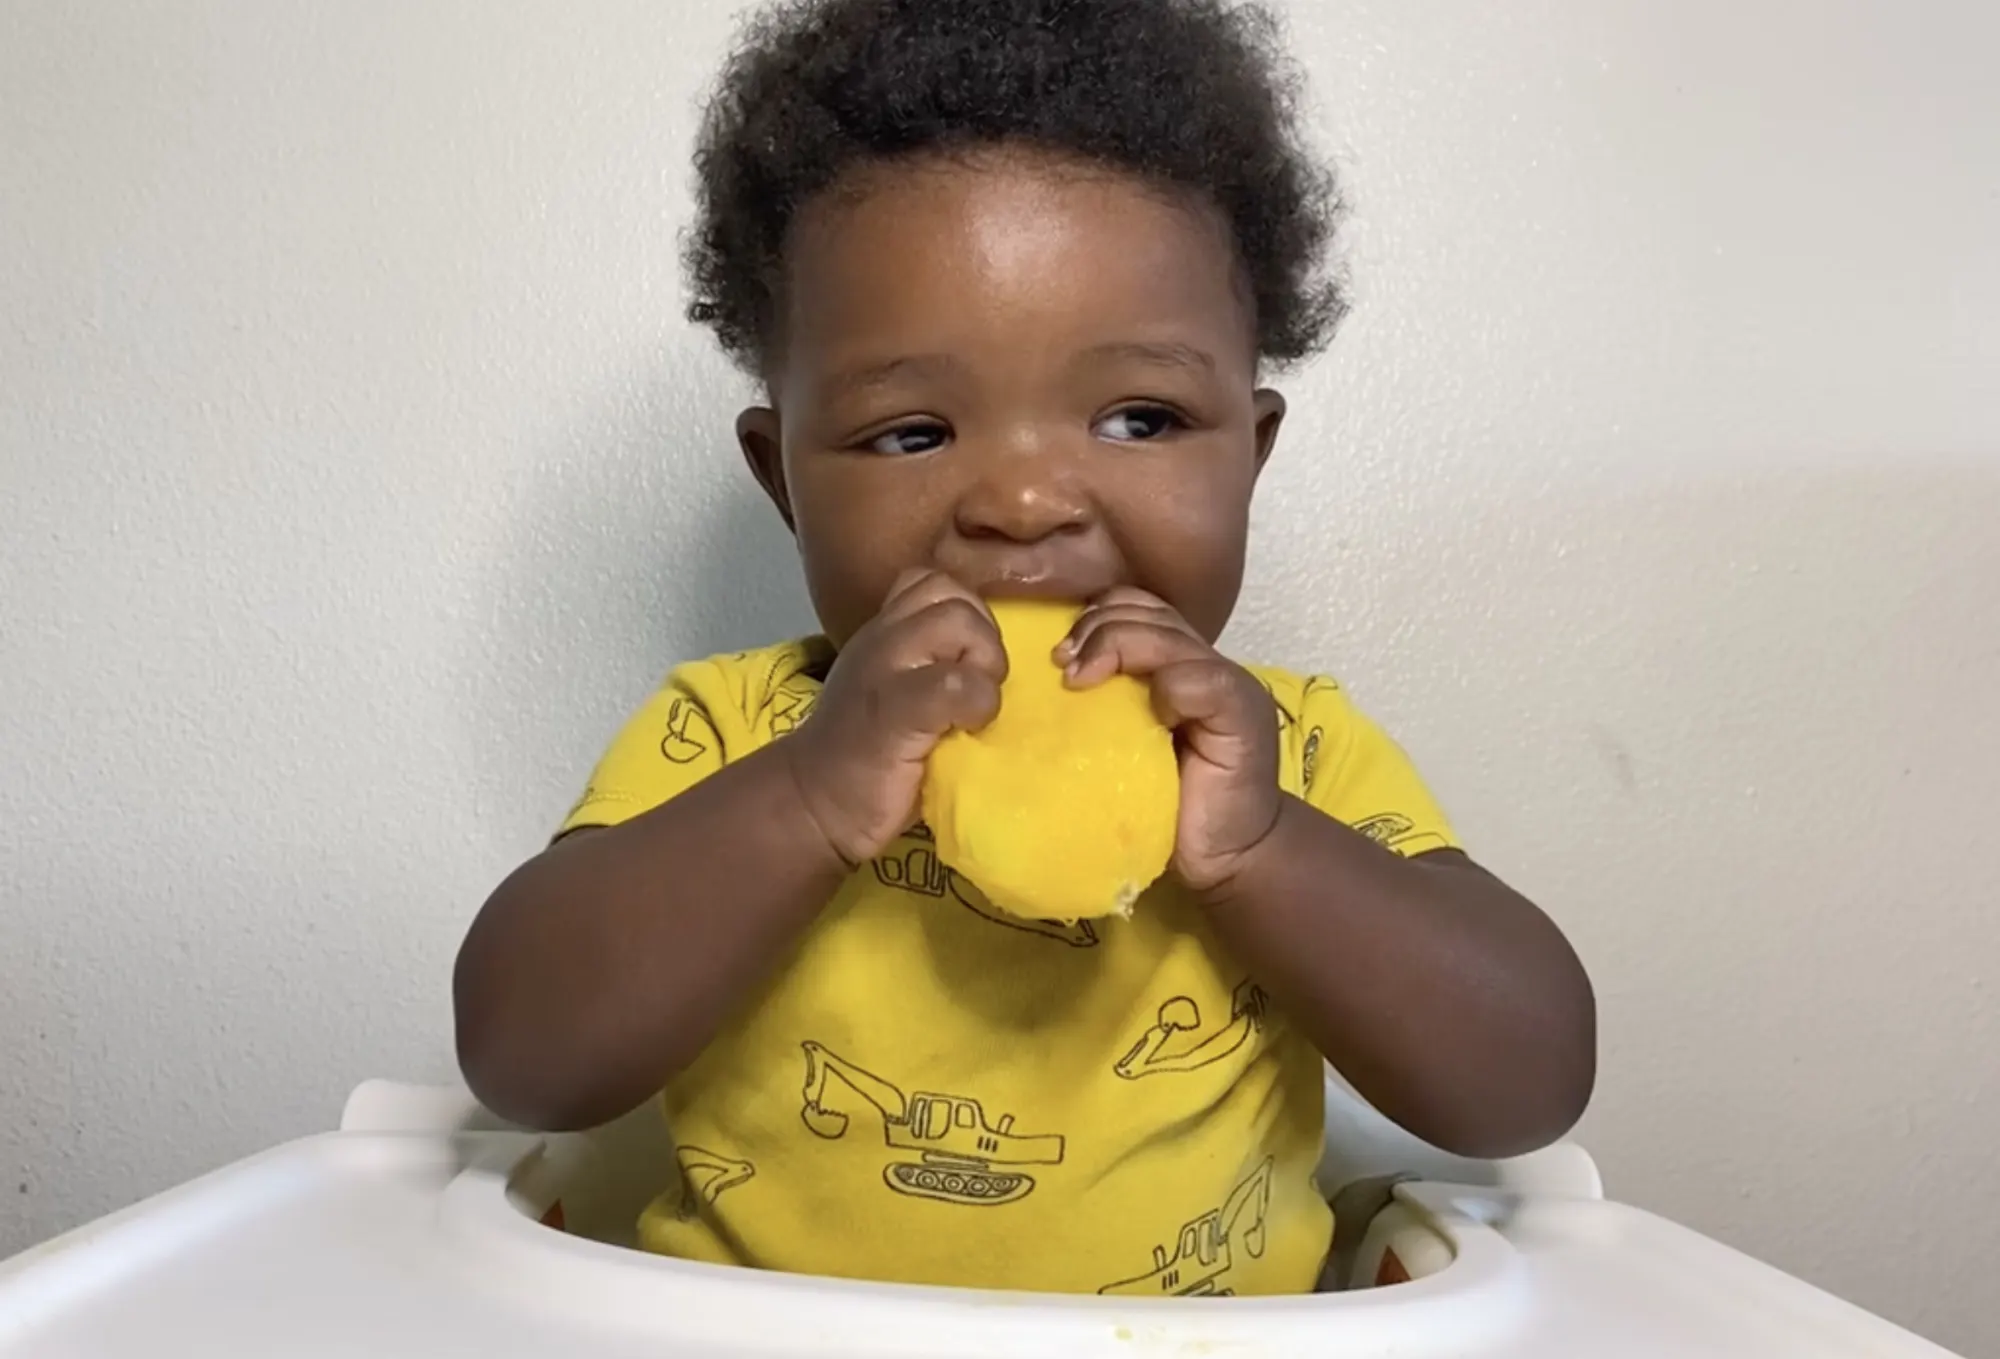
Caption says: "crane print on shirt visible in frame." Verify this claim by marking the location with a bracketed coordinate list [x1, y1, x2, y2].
[1097, 1158, 1275, 1296]
[799, 1041, 1066, 1206]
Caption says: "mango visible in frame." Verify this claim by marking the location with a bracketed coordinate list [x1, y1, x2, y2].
[921, 599, 1179, 920]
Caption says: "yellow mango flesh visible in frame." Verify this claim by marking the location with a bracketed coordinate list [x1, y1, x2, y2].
[921, 599, 1179, 920]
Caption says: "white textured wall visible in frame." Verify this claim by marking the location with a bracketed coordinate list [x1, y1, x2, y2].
[2, 1, 1995, 1351]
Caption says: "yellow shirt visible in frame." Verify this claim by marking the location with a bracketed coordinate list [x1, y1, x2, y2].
[560, 638, 1458, 1296]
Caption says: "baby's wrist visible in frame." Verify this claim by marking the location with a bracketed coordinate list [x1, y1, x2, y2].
[771, 738, 871, 873]
[772, 735, 910, 871]
[1185, 792, 1303, 908]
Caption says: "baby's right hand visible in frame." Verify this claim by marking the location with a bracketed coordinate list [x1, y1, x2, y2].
[783, 569, 1007, 866]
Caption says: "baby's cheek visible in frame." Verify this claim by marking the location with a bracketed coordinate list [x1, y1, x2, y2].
[796, 523, 920, 643]
[1121, 490, 1251, 640]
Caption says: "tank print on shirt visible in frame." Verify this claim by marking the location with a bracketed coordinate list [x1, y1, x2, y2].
[799, 1041, 1066, 1206]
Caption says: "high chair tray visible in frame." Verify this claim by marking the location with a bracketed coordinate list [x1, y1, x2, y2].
[0, 1127, 1959, 1357]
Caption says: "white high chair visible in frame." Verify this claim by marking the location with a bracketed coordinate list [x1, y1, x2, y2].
[336, 1064, 1605, 1284]
[0, 1070, 1961, 1357]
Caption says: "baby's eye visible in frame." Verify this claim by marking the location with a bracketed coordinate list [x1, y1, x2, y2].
[1095, 405, 1185, 443]
[865, 423, 949, 456]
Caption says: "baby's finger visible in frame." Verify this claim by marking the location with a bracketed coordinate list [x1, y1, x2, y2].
[1148, 658, 1265, 736]
[1090, 585, 1172, 612]
[1057, 599, 1190, 665]
[1150, 659, 1280, 781]
[879, 568, 989, 625]
[881, 597, 1008, 679]
[1064, 618, 1208, 687]
[879, 661, 1003, 745]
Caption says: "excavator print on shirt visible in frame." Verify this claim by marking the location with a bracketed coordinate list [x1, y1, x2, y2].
[1113, 980, 1270, 1080]
[870, 824, 1100, 948]
[1350, 812, 1451, 857]
[1098, 1158, 1274, 1297]
[762, 682, 815, 737]
[671, 1146, 755, 1221]
[799, 1042, 1066, 1206]
[1250, 675, 1297, 738]
[658, 697, 715, 765]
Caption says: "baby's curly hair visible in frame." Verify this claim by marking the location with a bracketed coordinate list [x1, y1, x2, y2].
[685, 0, 1345, 376]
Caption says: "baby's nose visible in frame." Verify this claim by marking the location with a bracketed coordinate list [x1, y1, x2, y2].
[952, 454, 1090, 544]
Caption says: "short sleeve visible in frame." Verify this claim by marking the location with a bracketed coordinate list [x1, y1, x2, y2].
[556, 660, 745, 838]
[1292, 677, 1459, 858]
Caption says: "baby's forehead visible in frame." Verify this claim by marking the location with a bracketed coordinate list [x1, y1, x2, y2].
[799, 148, 1241, 267]
[780, 153, 1258, 374]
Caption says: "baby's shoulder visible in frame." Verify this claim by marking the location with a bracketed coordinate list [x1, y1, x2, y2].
[1235, 660, 1351, 725]
[670, 635, 835, 730]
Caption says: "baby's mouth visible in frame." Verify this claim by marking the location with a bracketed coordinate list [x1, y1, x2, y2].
[971, 566, 1119, 603]
[938, 541, 1125, 603]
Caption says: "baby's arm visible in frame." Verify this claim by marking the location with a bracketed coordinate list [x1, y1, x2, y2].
[1204, 812, 1595, 1160]
[455, 570, 1004, 1131]
[454, 744, 848, 1131]
[1059, 593, 1593, 1160]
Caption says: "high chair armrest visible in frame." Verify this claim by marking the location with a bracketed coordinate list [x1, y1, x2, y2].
[340, 1079, 513, 1135]
[1317, 1066, 1603, 1202]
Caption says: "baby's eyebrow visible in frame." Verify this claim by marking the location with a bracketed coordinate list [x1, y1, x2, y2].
[819, 341, 1217, 399]
[1077, 340, 1218, 374]
[821, 352, 962, 399]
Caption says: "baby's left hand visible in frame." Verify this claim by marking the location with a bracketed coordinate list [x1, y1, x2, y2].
[1058, 588, 1281, 893]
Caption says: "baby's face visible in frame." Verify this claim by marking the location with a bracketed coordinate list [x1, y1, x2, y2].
[741, 148, 1285, 648]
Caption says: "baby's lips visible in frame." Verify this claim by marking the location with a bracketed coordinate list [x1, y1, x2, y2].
[942, 546, 1122, 606]
[974, 575, 1092, 603]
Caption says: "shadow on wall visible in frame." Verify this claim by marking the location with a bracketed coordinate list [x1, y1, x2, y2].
[453, 359, 813, 851]
[1301, 460, 2000, 1356]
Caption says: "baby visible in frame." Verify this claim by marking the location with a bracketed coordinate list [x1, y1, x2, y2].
[454, 0, 1595, 1297]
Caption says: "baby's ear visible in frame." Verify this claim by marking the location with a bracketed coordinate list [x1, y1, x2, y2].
[736, 406, 794, 531]
[1251, 389, 1287, 474]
